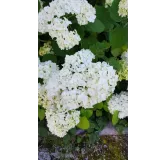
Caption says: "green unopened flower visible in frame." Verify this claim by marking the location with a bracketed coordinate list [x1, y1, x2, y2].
[118, 60, 128, 81]
[39, 41, 53, 56]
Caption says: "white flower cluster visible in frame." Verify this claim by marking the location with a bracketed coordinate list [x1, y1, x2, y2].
[39, 41, 54, 56]
[44, 49, 118, 111]
[38, 0, 96, 50]
[46, 106, 80, 138]
[108, 91, 128, 119]
[118, 0, 128, 17]
[38, 58, 59, 81]
[38, 49, 119, 137]
[105, 0, 114, 8]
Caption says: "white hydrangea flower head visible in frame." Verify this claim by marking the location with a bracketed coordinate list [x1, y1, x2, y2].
[38, 59, 59, 81]
[105, 0, 114, 8]
[57, 49, 118, 110]
[108, 91, 128, 119]
[38, 0, 96, 49]
[118, 0, 128, 17]
[45, 106, 80, 137]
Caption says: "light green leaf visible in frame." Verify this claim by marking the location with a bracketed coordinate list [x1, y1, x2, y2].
[94, 102, 103, 110]
[77, 116, 90, 130]
[80, 109, 93, 119]
[38, 108, 45, 121]
[112, 110, 119, 125]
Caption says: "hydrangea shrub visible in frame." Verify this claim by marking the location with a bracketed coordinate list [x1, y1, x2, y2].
[38, 0, 128, 144]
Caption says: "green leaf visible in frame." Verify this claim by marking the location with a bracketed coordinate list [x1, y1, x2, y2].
[109, 26, 128, 50]
[96, 110, 102, 117]
[77, 116, 90, 130]
[85, 19, 105, 33]
[88, 132, 100, 144]
[95, 5, 115, 30]
[81, 34, 98, 49]
[42, 54, 57, 63]
[38, 0, 41, 12]
[96, 117, 108, 130]
[87, 128, 94, 133]
[80, 109, 93, 119]
[108, 57, 122, 71]
[115, 124, 125, 134]
[38, 127, 48, 137]
[51, 41, 75, 57]
[38, 108, 45, 121]
[63, 134, 71, 144]
[112, 110, 119, 125]
[77, 137, 82, 143]
[69, 128, 76, 135]
[89, 41, 110, 58]
[94, 102, 103, 110]
[108, 0, 122, 22]
[103, 103, 109, 112]
[111, 48, 123, 57]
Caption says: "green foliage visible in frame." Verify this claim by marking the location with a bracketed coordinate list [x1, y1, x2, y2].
[77, 116, 90, 130]
[107, 0, 122, 22]
[38, 106, 45, 121]
[108, 57, 122, 71]
[85, 19, 105, 33]
[89, 41, 110, 58]
[39, 127, 48, 137]
[80, 108, 93, 119]
[63, 134, 71, 144]
[96, 110, 102, 117]
[94, 102, 103, 110]
[76, 137, 82, 143]
[109, 26, 128, 50]
[88, 132, 100, 144]
[112, 110, 119, 125]
[95, 5, 114, 30]
[42, 54, 57, 63]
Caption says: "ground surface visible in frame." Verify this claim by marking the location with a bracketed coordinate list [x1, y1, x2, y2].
[39, 134, 128, 160]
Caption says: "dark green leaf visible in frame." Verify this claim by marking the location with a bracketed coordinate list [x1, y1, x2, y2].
[63, 134, 71, 144]
[69, 128, 76, 135]
[38, 127, 48, 137]
[42, 54, 57, 63]
[108, 57, 122, 71]
[109, 26, 128, 50]
[89, 41, 110, 58]
[95, 5, 115, 30]
[96, 110, 102, 117]
[85, 19, 105, 33]
[108, 0, 122, 22]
